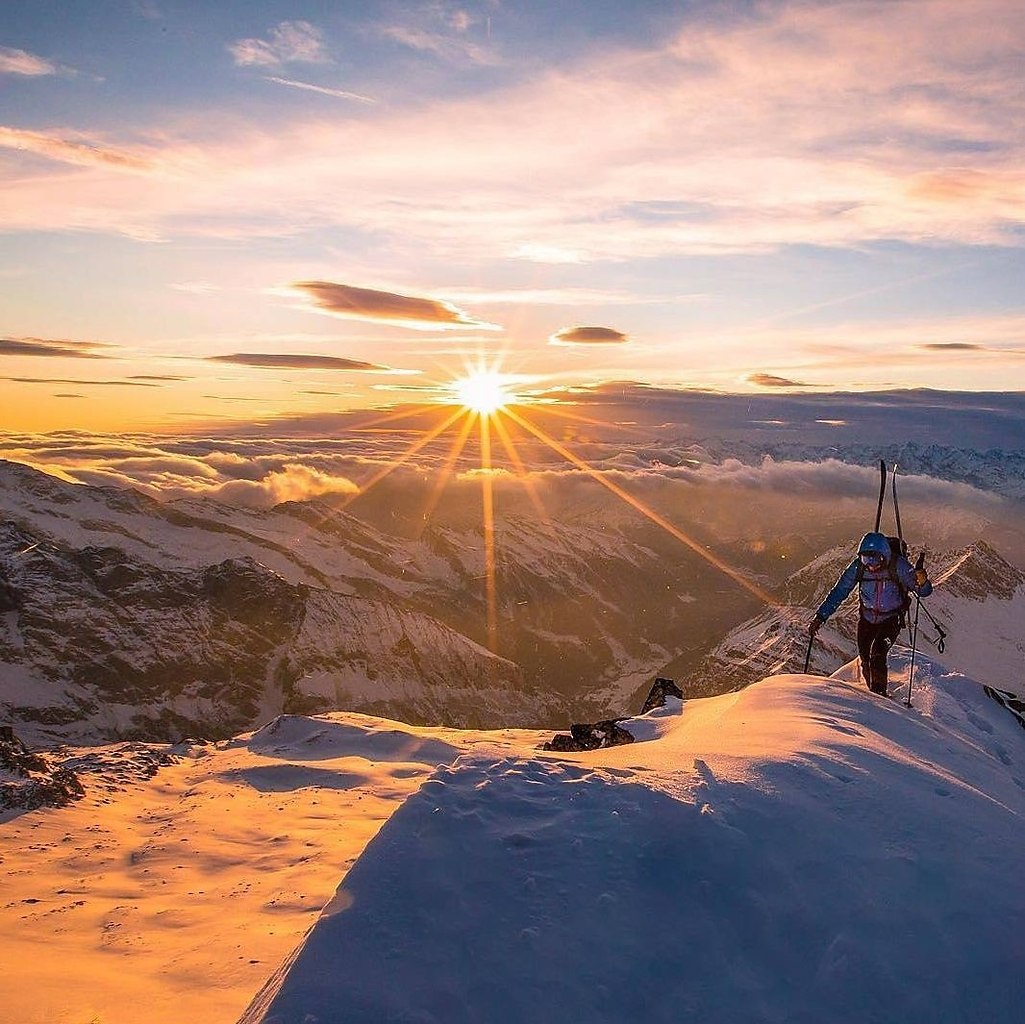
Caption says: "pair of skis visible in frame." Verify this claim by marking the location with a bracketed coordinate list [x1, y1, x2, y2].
[878, 461, 923, 707]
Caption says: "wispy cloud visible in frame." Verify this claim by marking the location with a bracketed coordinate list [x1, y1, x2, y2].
[264, 76, 375, 103]
[169, 281, 221, 295]
[207, 352, 402, 372]
[550, 326, 629, 346]
[289, 281, 502, 331]
[1, 337, 114, 359]
[381, 4, 499, 66]
[229, 21, 327, 67]
[0, 126, 155, 171]
[0, 46, 57, 76]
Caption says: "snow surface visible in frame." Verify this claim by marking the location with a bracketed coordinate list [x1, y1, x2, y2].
[241, 654, 1025, 1024]
[4, 656, 1024, 1024]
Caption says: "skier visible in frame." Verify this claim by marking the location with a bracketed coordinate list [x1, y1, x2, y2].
[807, 532, 932, 696]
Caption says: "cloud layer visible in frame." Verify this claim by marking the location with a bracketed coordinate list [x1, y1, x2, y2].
[6, 2, 1025, 255]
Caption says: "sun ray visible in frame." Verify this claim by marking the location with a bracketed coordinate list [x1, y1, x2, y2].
[348, 402, 452, 432]
[417, 406, 478, 532]
[528, 402, 650, 436]
[491, 409, 554, 531]
[503, 407, 777, 607]
[478, 411, 499, 653]
[341, 404, 467, 508]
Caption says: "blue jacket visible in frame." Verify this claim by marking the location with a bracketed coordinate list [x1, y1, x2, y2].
[817, 554, 932, 624]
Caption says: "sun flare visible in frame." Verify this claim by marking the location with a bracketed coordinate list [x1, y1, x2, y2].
[453, 371, 514, 415]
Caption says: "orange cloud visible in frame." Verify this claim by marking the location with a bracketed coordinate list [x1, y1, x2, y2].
[290, 281, 501, 331]
[207, 352, 398, 371]
[0, 127, 155, 171]
[549, 326, 629, 345]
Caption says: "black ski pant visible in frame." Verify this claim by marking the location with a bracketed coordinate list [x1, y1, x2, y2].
[857, 614, 902, 695]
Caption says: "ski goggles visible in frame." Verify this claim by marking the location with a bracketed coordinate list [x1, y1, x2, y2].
[860, 551, 887, 567]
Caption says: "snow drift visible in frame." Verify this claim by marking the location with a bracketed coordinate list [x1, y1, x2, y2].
[242, 654, 1025, 1024]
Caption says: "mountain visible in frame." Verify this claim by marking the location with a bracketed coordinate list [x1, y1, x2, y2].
[0, 460, 764, 743]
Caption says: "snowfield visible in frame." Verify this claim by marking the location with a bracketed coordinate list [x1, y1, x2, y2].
[3, 654, 1024, 1024]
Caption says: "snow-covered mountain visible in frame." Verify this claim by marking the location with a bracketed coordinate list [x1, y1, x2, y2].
[5, 654, 1021, 1024]
[0, 459, 766, 742]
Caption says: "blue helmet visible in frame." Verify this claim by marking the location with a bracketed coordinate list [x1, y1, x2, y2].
[858, 532, 891, 557]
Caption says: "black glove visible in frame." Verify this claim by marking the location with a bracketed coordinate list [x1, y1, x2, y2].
[807, 615, 823, 637]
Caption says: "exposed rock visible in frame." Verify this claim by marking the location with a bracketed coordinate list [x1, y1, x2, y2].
[984, 686, 1025, 731]
[0, 732, 85, 810]
[641, 677, 684, 713]
[544, 720, 634, 752]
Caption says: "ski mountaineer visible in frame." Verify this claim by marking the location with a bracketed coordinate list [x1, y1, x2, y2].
[807, 532, 932, 696]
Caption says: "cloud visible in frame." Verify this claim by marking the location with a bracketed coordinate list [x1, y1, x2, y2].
[209, 464, 359, 508]
[0, 46, 57, 76]
[264, 76, 374, 103]
[747, 373, 819, 388]
[129, 374, 191, 381]
[206, 352, 401, 372]
[1, 337, 113, 359]
[169, 281, 221, 295]
[381, 6, 498, 66]
[549, 326, 629, 346]
[229, 21, 327, 67]
[0, 126, 155, 171]
[5, 1, 1025, 256]
[2, 376, 160, 387]
[289, 281, 501, 331]
[918, 342, 984, 351]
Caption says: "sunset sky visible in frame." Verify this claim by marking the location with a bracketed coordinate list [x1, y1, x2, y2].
[3, 0, 1025, 433]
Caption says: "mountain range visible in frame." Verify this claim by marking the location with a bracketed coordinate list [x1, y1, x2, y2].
[2, 455, 1023, 744]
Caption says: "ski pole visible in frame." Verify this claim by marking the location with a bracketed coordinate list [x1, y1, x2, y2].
[905, 552, 926, 707]
[804, 632, 814, 674]
[905, 594, 922, 707]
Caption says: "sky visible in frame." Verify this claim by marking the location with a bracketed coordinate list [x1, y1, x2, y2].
[2, 0, 1025, 434]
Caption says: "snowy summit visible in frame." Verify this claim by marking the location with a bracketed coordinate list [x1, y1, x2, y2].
[238, 653, 1025, 1024]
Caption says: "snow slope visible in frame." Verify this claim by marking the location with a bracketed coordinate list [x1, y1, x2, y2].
[0, 716, 548, 1024]
[243, 656, 1025, 1024]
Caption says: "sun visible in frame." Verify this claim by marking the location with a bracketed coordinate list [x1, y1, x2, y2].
[453, 371, 514, 415]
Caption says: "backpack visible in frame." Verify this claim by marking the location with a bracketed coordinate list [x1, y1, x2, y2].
[855, 535, 911, 628]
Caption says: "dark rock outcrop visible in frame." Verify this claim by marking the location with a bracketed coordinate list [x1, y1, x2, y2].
[0, 732, 85, 810]
[544, 719, 635, 752]
[641, 677, 684, 713]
